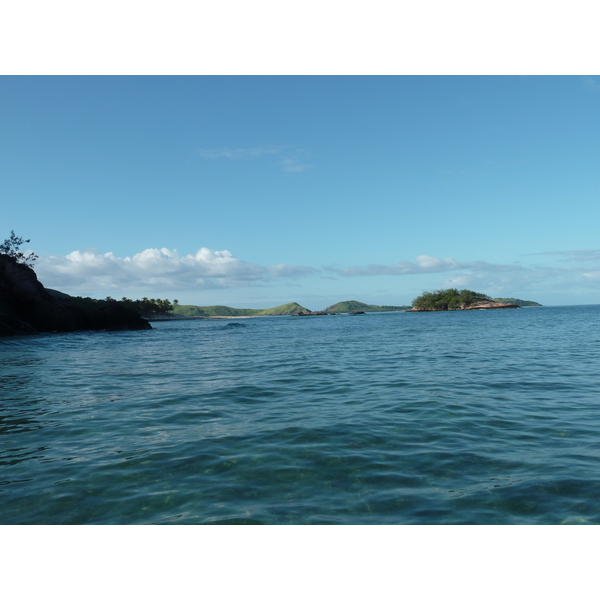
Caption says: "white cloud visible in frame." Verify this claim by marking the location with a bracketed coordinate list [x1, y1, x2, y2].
[322, 252, 600, 298]
[278, 158, 313, 173]
[326, 254, 524, 277]
[277, 149, 314, 173]
[267, 264, 318, 278]
[415, 254, 457, 269]
[528, 249, 600, 262]
[36, 247, 317, 292]
[438, 260, 600, 297]
[198, 146, 313, 173]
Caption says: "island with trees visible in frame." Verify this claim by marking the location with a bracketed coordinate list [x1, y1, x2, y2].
[408, 288, 525, 311]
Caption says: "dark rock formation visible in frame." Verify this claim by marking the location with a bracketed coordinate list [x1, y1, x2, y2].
[0, 254, 151, 336]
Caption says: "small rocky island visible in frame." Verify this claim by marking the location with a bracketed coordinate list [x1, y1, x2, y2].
[408, 288, 522, 312]
[0, 254, 151, 336]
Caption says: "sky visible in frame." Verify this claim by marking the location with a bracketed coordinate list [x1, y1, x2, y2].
[3, 75, 600, 309]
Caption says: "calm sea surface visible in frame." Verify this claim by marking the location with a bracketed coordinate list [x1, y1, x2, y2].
[2, 305, 600, 524]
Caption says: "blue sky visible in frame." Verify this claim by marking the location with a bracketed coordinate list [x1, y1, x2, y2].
[3, 75, 600, 308]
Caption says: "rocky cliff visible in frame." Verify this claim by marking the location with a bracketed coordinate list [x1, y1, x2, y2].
[0, 254, 151, 336]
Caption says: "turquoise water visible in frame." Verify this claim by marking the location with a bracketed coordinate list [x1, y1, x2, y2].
[2, 305, 600, 524]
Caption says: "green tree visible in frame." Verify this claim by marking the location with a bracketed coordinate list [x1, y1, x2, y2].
[0, 231, 39, 267]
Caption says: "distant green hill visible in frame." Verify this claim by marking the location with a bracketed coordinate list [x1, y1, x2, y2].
[173, 305, 261, 317]
[172, 302, 311, 317]
[492, 297, 542, 307]
[325, 300, 410, 313]
[257, 302, 310, 316]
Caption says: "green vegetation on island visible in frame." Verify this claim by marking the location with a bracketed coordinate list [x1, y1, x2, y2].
[258, 302, 311, 316]
[47, 291, 178, 317]
[325, 300, 410, 313]
[492, 297, 542, 307]
[173, 304, 261, 317]
[411, 289, 542, 311]
[172, 301, 311, 317]
[412, 288, 494, 310]
[173, 300, 411, 317]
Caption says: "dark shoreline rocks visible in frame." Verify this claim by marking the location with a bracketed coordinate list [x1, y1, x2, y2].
[0, 255, 151, 336]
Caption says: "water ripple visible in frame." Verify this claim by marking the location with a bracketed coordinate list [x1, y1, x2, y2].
[2, 306, 600, 523]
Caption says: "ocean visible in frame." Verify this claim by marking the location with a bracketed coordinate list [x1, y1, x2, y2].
[1, 305, 600, 524]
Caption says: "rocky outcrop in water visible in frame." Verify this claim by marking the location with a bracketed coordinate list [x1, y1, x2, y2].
[463, 301, 520, 310]
[408, 300, 520, 312]
[0, 254, 151, 336]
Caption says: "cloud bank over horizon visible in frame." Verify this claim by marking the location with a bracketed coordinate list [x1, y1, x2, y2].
[35, 247, 319, 293]
[325, 254, 525, 277]
[32, 246, 600, 301]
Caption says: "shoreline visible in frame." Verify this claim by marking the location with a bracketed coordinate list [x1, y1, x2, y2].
[145, 314, 260, 321]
